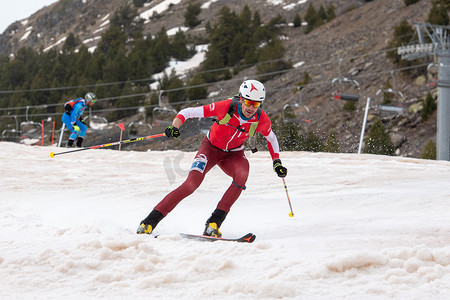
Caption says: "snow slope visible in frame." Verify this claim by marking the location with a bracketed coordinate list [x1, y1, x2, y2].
[1, 142, 450, 299]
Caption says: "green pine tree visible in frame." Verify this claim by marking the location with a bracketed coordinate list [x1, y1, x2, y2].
[386, 19, 417, 68]
[151, 27, 171, 72]
[303, 131, 325, 152]
[276, 121, 302, 151]
[325, 130, 340, 153]
[317, 5, 327, 24]
[133, 0, 146, 8]
[128, 34, 155, 80]
[326, 5, 336, 21]
[428, 1, 449, 25]
[107, 81, 143, 120]
[160, 69, 186, 104]
[293, 14, 302, 28]
[257, 38, 290, 80]
[186, 73, 207, 100]
[184, 1, 202, 28]
[170, 30, 192, 60]
[252, 11, 262, 30]
[97, 24, 127, 56]
[422, 92, 437, 121]
[304, 3, 319, 34]
[62, 33, 79, 53]
[363, 117, 395, 155]
[200, 44, 226, 82]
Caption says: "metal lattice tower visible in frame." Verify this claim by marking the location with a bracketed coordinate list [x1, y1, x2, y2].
[398, 23, 450, 161]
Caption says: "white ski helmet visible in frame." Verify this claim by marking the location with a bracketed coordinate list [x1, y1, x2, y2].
[239, 80, 266, 101]
[85, 92, 97, 103]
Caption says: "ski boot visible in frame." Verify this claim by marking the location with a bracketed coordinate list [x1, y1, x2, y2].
[203, 209, 228, 237]
[203, 222, 222, 237]
[66, 139, 75, 148]
[136, 210, 164, 235]
[136, 223, 153, 234]
[76, 137, 84, 148]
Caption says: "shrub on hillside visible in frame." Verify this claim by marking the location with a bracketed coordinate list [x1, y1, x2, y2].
[404, 0, 420, 6]
[421, 139, 436, 160]
[422, 92, 437, 121]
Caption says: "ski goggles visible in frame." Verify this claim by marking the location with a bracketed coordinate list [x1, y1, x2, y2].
[242, 98, 262, 108]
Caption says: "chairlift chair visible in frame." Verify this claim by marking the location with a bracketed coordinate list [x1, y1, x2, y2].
[128, 121, 153, 137]
[375, 88, 406, 114]
[282, 103, 311, 124]
[2, 129, 22, 141]
[152, 107, 177, 127]
[331, 58, 361, 102]
[83, 115, 108, 125]
[83, 115, 108, 130]
[20, 121, 42, 134]
[0, 115, 21, 141]
[375, 71, 406, 113]
[331, 77, 361, 102]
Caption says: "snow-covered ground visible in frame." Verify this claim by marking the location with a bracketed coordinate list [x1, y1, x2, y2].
[151, 44, 208, 89]
[1, 142, 450, 299]
[140, 0, 183, 24]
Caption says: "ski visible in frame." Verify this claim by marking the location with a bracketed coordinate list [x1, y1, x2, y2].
[180, 232, 256, 243]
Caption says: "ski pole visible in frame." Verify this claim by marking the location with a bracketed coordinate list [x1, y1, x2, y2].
[49, 133, 165, 158]
[282, 178, 295, 217]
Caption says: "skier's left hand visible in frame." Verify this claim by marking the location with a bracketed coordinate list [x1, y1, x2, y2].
[273, 159, 287, 178]
[165, 125, 180, 139]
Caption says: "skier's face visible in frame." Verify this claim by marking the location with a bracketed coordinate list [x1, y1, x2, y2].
[240, 98, 260, 118]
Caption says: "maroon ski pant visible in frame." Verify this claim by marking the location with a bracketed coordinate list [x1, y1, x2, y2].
[154, 137, 249, 216]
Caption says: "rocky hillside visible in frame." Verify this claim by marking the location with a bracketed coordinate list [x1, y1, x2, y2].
[0, 0, 440, 158]
[0, 0, 364, 55]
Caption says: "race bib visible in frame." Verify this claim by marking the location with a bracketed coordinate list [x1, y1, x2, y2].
[190, 154, 208, 173]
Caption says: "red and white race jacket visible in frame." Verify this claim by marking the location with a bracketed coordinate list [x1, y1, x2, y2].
[175, 99, 280, 160]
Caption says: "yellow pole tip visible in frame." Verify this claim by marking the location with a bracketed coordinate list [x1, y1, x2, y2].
[49, 152, 55, 158]
[289, 212, 294, 217]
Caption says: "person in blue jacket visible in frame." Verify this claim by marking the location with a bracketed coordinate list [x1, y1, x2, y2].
[61, 92, 97, 147]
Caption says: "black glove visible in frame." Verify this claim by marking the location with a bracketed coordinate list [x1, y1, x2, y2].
[273, 159, 287, 178]
[165, 125, 180, 139]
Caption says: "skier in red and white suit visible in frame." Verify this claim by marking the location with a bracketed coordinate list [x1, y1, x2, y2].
[137, 80, 288, 237]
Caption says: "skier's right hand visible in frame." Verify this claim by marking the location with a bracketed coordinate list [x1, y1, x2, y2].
[73, 125, 80, 133]
[165, 125, 180, 139]
[273, 159, 287, 178]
